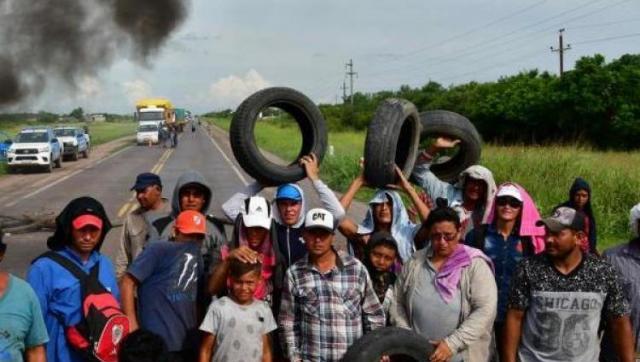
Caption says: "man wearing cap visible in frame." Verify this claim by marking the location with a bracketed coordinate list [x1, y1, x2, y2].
[502, 207, 635, 362]
[279, 208, 385, 362]
[150, 170, 226, 280]
[0, 231, 49, 362]
[27, 197, 118, 362]
[222, 153, 344, 267]
[121, 210, 208, 362]
[115, 172, 170, 280]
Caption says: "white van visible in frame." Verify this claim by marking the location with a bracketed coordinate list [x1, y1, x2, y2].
[136, 123, 160, 145]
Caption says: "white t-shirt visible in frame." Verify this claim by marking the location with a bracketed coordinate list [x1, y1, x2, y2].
[199, 296, 277, 362]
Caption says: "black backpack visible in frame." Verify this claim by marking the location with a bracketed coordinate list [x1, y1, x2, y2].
[40, 252, 130, 362]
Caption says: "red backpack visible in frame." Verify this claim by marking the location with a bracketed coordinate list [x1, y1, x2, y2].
[42, 251, 130, 362]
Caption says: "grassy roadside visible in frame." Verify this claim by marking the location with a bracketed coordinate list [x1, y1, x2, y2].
[205, 116, 640, 250]
[0, 121, 137, 175]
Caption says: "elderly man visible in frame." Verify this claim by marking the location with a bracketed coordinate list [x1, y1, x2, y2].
[115, 172, 170, 279]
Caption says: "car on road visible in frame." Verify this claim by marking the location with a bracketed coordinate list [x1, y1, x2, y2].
[54, 127, 90, 160]
[6, 127, 63, 173]
[136, 122, 160, 145]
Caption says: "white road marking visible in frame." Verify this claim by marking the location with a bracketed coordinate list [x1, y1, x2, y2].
[205, 128, 249, 186]
[4, 145, 132, 207]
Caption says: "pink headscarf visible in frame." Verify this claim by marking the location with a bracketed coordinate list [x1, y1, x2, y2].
[221, 226, 276, 301]
[485, 182, 546, 253]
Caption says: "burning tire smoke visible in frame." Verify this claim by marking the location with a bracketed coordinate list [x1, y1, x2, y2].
[0, 0, 188, 107]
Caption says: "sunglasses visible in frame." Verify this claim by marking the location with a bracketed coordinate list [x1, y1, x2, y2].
[496, 196, 523, 208]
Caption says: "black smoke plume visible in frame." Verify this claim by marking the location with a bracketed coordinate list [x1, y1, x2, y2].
[0, 0, 188, 107]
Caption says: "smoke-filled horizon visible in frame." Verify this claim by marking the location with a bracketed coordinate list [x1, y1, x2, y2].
[0, 0, 188, 108]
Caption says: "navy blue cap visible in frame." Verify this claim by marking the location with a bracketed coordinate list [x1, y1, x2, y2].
[131, 172, 162, 191]
[275, 184, 302, 201]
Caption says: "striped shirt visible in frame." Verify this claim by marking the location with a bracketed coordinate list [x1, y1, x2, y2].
[279, 250, 385, 361]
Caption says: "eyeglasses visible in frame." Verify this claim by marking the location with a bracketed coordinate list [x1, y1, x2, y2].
[496, 196, 522, 208]
[429, 233, 458, 242]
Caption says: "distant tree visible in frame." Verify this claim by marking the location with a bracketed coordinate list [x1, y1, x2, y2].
[69, 107, 84, 120]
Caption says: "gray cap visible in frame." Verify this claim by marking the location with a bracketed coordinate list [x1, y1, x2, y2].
[536, 206, 585, 232]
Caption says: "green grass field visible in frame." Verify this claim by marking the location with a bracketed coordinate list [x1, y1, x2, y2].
[207, 116, 640, 251]
[0, 120, 137, 175]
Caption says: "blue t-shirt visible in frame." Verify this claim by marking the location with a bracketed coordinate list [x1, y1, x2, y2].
[128, 240, 203, 352]
[27, 248, 120, 362]
[0, 275, 49, 362]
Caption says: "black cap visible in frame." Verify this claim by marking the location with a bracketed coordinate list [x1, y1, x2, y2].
[130, 172, 162, 191]
[0, 230, 6, 254]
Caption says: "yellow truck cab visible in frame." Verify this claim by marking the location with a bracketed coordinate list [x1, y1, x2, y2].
[135, 98, 175, 145]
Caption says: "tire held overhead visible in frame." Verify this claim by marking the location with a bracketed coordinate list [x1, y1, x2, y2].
[364, 98, 421, 188]
[230, 87, 328, 186]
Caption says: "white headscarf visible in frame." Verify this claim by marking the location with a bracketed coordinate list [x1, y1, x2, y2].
[629, 203, 640, 237]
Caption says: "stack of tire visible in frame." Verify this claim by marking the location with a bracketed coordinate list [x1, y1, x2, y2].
[229, 87, 481, 189]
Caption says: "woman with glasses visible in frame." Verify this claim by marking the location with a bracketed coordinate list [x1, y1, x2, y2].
[390, 203, 497, 362]
[464, 182, 545, 359]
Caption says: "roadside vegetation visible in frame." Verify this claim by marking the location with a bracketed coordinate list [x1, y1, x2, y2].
[206, 115, 640, 251]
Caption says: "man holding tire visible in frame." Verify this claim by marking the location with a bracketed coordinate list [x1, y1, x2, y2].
[222, 153, 345, 267]
[412, 137, 496, 239]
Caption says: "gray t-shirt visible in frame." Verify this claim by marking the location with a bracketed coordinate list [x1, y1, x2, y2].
[200, 296, 277, 362]
[411, 261, 463, 362]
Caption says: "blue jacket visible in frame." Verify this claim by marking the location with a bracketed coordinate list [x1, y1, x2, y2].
[26, 247, 120, 362]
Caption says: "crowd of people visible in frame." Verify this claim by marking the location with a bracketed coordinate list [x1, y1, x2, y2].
[1, 136, 639, 362]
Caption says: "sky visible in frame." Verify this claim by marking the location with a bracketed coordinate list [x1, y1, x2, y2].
[11, 0, 640, 114]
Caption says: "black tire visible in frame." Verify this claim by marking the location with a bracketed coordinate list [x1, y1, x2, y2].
[83, 145, 90, 158]
[342, 327, 433, 362]
[364, 99, 421, 188]
[45, 158, 53, 173]
[417, 110, 482, 182]
[230, 87, 327, 186]
[71, 147, 79, 161]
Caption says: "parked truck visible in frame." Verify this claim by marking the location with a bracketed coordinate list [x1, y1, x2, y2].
[134, 98, 175, 128]
[174, 108, 187, 132]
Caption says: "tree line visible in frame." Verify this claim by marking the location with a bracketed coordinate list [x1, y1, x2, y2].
[316, 53, 640, 150]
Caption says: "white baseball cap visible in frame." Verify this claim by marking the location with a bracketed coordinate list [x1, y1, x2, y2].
[496, 184, 523, 202]
[242, 196, 272, 230]
[303, 208, 335, 233]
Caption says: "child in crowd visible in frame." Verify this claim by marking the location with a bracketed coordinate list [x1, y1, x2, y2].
[199, 259, 277, 362]
[119, 329, 169, 362]
[363, 231, 399, 320]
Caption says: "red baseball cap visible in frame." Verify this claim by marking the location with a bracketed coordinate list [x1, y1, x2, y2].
[72, 214, 103, 230]
[175, 210, 206, 235]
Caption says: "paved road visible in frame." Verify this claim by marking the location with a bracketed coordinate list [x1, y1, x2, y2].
[2, 125, 365, 278]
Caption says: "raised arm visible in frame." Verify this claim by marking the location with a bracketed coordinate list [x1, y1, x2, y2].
[221, 181, 263, 221]
[301, 153, 346, 221]
[394, 166, 430, 222]
[337, 170, 366, 240]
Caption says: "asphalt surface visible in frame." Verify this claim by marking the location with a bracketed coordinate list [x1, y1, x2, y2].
[2, 124, 365, 278]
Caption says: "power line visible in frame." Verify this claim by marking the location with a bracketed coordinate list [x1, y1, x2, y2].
[568, 18, 640, 29]
[360, 0, 632, 88]
[572, 32, 640, 45]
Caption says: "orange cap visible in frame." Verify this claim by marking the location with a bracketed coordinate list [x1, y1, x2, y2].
[175, 210, 206, 235]
[72, 214, 103, 230]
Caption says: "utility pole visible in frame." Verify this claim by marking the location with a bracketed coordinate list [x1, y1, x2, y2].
[550, 29, 571, 76]
[345, 59, 357, 106]
[340, 80, 347, 103]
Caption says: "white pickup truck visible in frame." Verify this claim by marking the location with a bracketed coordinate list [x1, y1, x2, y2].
[54, 127, 90, 161]
[6, 127, 63, 173]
